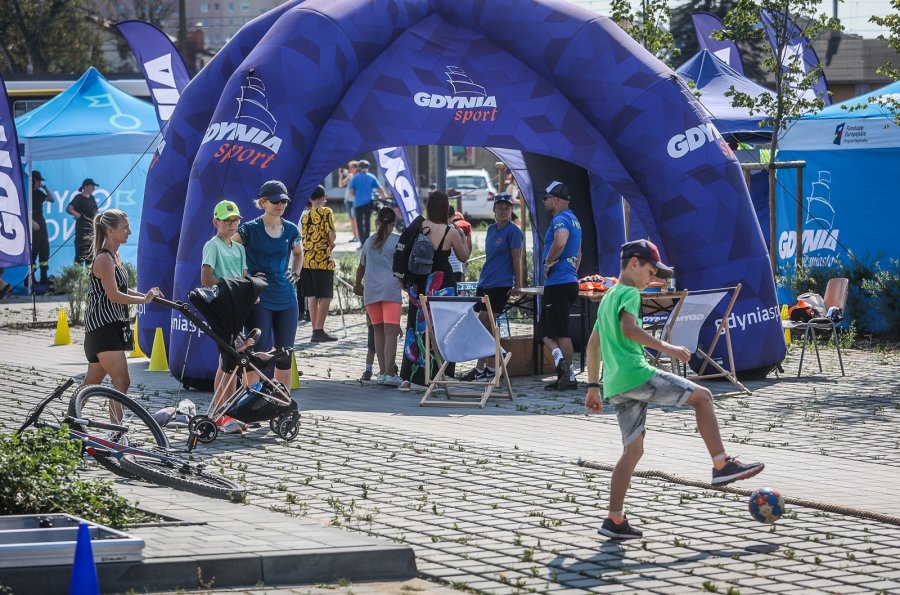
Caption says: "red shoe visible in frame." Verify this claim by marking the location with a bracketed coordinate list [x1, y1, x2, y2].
[216, 415, 244, 435]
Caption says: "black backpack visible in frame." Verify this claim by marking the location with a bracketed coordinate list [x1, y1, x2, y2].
[393, 216, 426, 282]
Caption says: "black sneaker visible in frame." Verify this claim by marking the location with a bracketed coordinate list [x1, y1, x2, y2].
[544, 379, 560, 391]
[475, 369, 495, 383]
[558, 376, 578, 391]
[555, 358, 569, 383]
[598, 516, 643, 540]
[711, 456, 765, 486]
[360, 370, 373, 382]
[461, 368, 482, 382]
[311, 330, 338, 343]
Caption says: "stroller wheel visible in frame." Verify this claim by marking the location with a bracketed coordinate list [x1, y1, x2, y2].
[269, 417, 280, 433]
[188, 415, 203, 433]
[195, 417, 218, 444]
[276, 413, 300, 441]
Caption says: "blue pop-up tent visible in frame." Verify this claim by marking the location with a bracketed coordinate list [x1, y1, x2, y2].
[775, 80, 900, 282]
[677, 50, 774, 141]
[12, 67, 159, 279]
[139, 0, 785, 387]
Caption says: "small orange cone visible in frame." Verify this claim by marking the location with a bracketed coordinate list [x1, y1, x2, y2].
[54, 309, 71, 345]
[148, 327, 169, 372]
[129, 318, 146, 358]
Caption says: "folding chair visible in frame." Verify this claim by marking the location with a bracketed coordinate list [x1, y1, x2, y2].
[793, 277, 847, 377]
[658, 284, 750, 395]
[419, 295, 513, 408]
[456, 281, 511, 336]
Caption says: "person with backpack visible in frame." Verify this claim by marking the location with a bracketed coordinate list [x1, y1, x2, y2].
[395, 190, 470, 391]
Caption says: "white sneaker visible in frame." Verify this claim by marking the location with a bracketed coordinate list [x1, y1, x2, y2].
[382, 375, 402, 387]
[397, 380, 411, 392]
[376, 374, 385, 385]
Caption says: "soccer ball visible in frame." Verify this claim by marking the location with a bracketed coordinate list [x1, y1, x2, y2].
[748, 487, 785, 524]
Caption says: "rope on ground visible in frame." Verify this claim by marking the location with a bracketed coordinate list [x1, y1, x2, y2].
[577, 457, 900, 527]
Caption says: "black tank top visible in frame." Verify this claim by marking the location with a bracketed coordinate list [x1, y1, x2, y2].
[85, 248, 129, 332]
[431, 225, 455, 290]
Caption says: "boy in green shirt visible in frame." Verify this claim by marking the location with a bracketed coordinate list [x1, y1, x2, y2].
[585, 240, 764, 540]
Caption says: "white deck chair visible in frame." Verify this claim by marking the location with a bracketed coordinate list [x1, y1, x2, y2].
[658, 284, 750, 396]
[420, 295, 513, 408]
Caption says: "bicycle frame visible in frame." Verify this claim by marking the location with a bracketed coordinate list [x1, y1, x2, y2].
[19, 379, 202, 472]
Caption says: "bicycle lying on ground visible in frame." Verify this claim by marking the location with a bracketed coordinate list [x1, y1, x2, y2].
[17, 379, 246, 501]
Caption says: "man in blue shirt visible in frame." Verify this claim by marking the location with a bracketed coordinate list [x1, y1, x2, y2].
[348, 160, 385, 245]
[540, 181, 582, 391]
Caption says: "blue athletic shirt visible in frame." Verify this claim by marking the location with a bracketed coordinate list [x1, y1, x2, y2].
[349, 172, 380, 208]
[238, 217, 301, 310]
[542, 209, 582, 286]
[479, 222, 524, 288]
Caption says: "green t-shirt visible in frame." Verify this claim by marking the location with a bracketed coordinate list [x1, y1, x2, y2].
[201, 235, 246, 280]
[594, 283, 657, 399]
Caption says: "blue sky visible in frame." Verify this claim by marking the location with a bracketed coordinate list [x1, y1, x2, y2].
[570, 0, 894, 38]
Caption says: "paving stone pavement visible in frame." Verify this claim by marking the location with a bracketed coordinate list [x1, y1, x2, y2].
[3, 300, 900, 594]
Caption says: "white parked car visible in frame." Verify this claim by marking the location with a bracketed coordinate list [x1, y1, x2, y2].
[446, 169, 497, 220]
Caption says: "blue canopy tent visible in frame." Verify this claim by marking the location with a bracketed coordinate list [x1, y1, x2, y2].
[676, 50, 774, 142]
[11, 67, 159, 282]
[775, 81, 900, 284]
[139, 0, 785, 387]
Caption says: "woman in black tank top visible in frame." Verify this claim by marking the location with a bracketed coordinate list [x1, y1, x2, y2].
[398, 191, 471, 390]
[80, 210, 162, 421]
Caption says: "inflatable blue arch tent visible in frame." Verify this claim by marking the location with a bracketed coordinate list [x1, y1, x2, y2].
[137, 0, 785, 387]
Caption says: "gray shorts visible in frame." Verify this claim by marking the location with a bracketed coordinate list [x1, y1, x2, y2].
[609, 371, 697, 446]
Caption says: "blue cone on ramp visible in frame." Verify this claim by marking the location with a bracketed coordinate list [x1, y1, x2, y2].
[69, 522, 100, 595]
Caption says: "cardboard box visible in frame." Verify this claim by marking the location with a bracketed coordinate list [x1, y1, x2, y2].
[500, 335, 556, 376]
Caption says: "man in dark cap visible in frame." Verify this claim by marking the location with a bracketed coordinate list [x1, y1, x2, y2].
[30, 171, 54, 292]
[540, 180, 582, 391]
[66, 178, 99, 264]
[300, 184, 338, 342]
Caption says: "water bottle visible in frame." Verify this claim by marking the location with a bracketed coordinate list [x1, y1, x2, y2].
[667, 268, 676, 292]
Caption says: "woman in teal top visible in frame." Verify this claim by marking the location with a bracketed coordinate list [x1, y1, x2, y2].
[234, 180, 302, 387]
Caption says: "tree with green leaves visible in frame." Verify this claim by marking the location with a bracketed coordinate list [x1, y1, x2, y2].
[870, 0, 900, 81]
[867, 0, 900, 125]
[714, 0, 841, 158]
[669, 0, 769, 80]
[0, 0, 108, 74]
[610, 0, 680, 66]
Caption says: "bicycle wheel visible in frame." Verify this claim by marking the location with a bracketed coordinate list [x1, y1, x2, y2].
[120, 455, 246, 501]
[68, 386, 169, 479]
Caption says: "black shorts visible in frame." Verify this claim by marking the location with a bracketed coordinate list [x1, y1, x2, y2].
[84, 321, 133, 364]
[301, 268, 334, 299]
[540, 282, 579, 339]
[475, 286, 511, 315]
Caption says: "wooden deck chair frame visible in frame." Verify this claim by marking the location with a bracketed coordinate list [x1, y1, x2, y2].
[660, 284, 749, 396]
[645, 290, 689, 364]
[419, 295, 513, 408]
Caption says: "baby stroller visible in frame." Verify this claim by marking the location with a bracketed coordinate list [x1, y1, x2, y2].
[157, 277, 300, 450]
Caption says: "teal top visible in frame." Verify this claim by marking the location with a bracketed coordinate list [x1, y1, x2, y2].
[201, 235, 246, 280]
